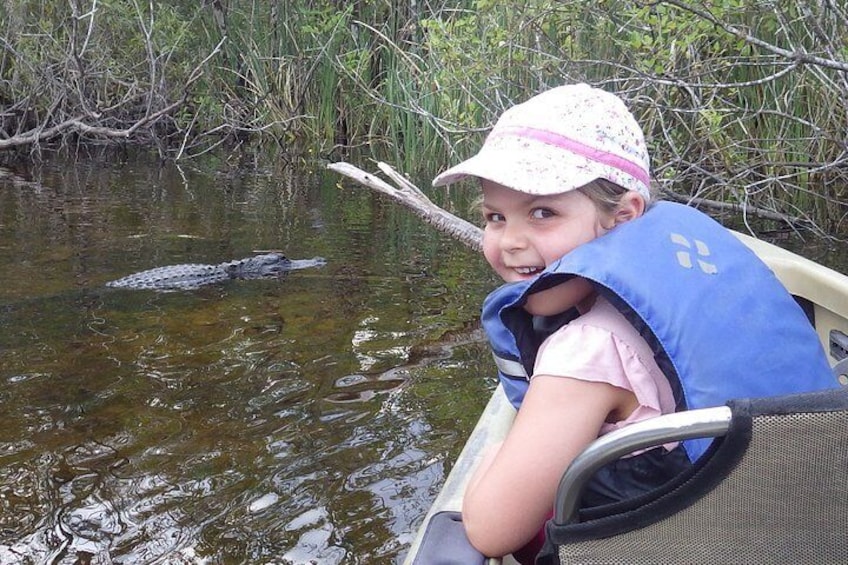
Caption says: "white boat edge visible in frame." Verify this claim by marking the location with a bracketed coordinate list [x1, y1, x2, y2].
[404, 382, 517, 564]
[402, 232, 848, 565]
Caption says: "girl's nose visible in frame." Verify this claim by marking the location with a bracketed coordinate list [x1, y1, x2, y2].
[500, 222, 527, 252]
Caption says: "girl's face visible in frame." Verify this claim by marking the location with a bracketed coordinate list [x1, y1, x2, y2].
[481, 180, 611, 283]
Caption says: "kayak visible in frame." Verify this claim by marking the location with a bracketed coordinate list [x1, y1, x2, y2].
[403, 232, 848, 565]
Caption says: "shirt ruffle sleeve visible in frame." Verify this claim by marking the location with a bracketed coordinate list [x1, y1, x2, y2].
[533, 322, 674, 439]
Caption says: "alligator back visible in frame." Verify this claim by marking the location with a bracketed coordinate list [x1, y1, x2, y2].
[106, 253, 303, 290]
[106, 263, 234, 290]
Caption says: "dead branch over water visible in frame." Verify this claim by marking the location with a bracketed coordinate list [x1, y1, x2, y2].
[328, 161, 483, 251]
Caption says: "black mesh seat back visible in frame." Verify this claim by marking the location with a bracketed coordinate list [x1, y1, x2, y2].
[551, 389, 848, 564]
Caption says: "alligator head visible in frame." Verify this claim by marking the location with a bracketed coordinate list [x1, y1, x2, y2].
[225, 253, 292, 279]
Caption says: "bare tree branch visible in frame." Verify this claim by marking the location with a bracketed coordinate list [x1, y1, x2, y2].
[0, 34, 224, 151]
[657, 0, 848, 72]
[327, 161, 483, 251]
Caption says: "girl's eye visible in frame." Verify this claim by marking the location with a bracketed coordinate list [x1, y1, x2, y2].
[531, 208, 555, 219]
[484, 212, 505, 223]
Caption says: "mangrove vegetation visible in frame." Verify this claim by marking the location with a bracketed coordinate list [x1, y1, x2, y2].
[2, 1, 848, 233]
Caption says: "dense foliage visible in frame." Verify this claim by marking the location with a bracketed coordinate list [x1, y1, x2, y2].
[2, 1, 847, 232]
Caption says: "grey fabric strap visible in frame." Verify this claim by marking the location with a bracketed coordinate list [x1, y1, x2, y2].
[493, 353, 529, 380]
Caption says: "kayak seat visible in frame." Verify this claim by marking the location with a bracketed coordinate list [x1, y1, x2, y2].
[538, 386, 848, 564]
[410, 510, 487, 565]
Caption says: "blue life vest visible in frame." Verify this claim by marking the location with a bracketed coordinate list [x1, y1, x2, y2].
[483, 201, 838, 461]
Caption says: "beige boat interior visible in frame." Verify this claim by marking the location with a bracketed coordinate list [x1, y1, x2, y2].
[736, 233, 848, 382]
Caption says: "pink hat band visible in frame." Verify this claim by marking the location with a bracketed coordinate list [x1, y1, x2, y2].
[488, 125, 651, 189]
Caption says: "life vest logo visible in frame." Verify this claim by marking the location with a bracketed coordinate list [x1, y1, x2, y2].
[670, 233, 718, 274]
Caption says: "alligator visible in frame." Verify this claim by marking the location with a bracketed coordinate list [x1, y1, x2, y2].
[106, 253, 326, 290]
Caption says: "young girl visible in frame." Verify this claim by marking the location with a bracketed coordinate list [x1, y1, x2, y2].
[431, 84, 837, 562]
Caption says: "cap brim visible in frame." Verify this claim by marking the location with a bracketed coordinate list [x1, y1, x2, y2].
[432, 154, 493, 187]
[432, 142, 605, 196]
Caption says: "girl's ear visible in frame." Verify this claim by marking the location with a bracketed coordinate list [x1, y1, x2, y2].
[613, 191, 646, 226]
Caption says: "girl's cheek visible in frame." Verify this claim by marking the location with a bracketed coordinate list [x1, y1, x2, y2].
[481, 235, 500, 270]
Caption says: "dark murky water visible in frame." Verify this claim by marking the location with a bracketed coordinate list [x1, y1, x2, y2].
[0, 152, 497, 564]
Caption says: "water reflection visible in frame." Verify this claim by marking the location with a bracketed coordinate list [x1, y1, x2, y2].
[0, 153, 496, 563]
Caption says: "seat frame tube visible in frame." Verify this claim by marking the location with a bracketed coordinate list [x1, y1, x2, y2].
[554, 406, 733, 524]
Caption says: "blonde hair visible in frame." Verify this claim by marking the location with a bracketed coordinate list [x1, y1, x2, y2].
[578, 178, 654, 217]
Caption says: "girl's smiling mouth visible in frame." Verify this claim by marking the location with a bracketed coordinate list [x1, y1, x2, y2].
[513, 266, 544, 276]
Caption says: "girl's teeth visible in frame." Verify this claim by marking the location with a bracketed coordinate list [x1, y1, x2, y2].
[515, 267, 541, 274]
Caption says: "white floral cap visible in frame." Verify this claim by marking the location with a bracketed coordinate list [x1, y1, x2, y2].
[432, 84, 651, 202]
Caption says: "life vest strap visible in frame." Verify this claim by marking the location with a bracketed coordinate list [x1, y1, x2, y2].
[493, 353, 529, 380]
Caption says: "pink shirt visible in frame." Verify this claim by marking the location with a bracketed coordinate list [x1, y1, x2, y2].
[533, 295, 676, 438]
